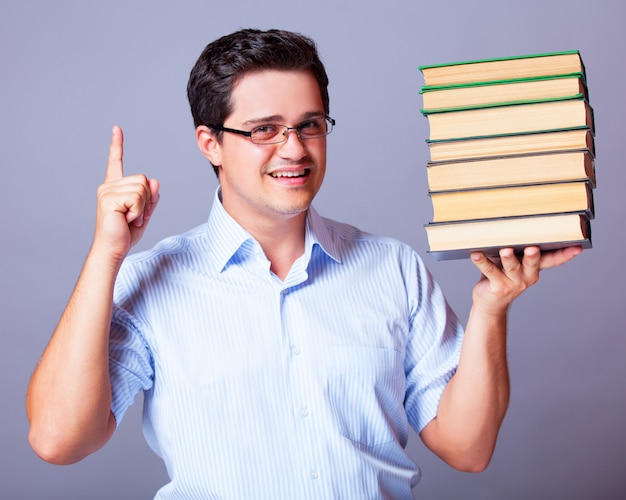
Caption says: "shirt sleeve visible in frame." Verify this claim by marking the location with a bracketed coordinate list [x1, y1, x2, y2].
[403, 252, 464, 433]
[109, 304, 154, 426]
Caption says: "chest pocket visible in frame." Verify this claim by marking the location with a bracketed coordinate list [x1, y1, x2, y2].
[324, 345, 408, 449]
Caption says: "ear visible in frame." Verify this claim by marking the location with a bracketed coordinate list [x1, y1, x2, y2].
[196, 126, 222, 166]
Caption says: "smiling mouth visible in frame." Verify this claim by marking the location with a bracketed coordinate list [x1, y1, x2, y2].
[270, 168, 310, 178]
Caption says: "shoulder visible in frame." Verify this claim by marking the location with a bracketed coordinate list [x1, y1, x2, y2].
[319, 215, 419, 261]
[116, 224, 209, 294]
[312, 213, 432, 291]
[123, 224, 207, 267]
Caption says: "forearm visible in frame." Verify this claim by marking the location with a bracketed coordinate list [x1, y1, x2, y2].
[421, 305, 510, 472]
[421, 247, 582, 472]
[27, 249, 121, 464]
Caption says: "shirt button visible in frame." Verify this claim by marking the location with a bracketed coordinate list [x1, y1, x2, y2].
[292, 346, 301, 355]
[310, 469, 319, 479]
[300, 407, 309, 417]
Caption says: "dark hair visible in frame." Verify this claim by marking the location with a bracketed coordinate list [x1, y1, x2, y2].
[187, 29, 330, 174]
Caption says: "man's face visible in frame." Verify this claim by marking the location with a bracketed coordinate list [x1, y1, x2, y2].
[214, 69, 327, 228]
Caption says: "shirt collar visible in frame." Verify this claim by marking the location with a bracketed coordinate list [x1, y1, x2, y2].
[304, 205, 342, 265]
[205, 188, 342, 275]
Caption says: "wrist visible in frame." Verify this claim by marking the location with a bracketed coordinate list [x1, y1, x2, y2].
[85, 243, 127, 276]
[475, 300, 509, 319]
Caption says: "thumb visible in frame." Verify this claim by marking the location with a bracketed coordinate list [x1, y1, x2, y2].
[143, 178, 161, 222]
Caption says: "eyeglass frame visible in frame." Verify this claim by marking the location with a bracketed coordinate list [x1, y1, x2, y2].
[208, 115, 335, 145]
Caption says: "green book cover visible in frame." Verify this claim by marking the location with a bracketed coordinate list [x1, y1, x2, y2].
[419, 50, 582, 72]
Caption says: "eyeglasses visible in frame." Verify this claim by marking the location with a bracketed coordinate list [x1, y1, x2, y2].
[209, 115, 335, 145]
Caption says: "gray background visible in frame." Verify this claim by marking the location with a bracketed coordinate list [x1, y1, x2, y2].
[2, 0, 624, 498]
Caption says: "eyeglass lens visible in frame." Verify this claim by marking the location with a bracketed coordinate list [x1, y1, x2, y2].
[251, 117, 332, 144]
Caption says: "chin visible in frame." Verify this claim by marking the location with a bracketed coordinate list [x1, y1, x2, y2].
[271, 199, 313, 217]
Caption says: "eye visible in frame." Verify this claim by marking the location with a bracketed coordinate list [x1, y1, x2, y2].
[298, 119, 324, 136]
[251, 124, 279, 139]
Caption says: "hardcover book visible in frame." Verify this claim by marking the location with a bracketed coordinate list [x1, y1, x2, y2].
[429, 181, 594, 223]
[427, 128, 595, 162]
[425, 213, 592, 260]
[421, 74, 587, 113]
[424, 98, 594, 141]
[419, 50, 585, 87]
[426, 149, 595, 192]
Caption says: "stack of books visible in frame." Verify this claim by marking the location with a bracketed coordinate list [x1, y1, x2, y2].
[419, 50, 596, 260]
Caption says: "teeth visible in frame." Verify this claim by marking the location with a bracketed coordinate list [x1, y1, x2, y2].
[271, 169, 306, 178]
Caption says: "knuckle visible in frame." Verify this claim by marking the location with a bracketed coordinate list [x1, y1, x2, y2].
[480, 262, 496, 277]
[129, 189, 146, 207]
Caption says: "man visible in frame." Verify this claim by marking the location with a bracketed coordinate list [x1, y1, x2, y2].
[27, 29, 581, 498]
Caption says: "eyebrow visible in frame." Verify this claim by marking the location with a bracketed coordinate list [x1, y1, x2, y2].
[241, 111, 326, 127]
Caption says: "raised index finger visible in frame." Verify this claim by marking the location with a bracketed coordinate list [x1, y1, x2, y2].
[105, 125, 124, 182]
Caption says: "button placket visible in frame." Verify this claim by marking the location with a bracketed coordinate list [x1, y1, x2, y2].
[280, 285, 324, 490]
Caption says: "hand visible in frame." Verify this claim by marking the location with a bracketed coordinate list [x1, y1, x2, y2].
[469, 246, 583, 316]
[93, 126, 160, 262]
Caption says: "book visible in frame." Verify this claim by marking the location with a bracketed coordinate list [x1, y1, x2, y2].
[424, 212, 592, 260]
[426, 149, 595, 192]
[430, 181, 593, 223]
[420, 74, 587, 112]
[424, 98, 594, 141]
[427, 128, 595, 162]
[419, 50, 585, 87]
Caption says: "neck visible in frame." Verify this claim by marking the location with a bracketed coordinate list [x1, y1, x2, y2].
[228, 207, 308, 281]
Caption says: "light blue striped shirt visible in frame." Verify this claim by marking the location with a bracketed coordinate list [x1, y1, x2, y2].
[109, 191, 464, 499]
